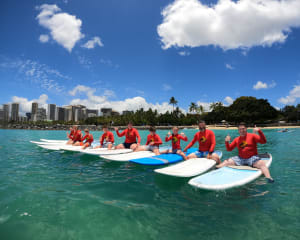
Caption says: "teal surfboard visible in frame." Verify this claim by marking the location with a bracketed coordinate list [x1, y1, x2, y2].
[188, 153, 272, 190]
[130, 148, 198, 165]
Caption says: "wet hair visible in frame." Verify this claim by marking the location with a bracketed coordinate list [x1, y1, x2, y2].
[84, 128, 89, 132]
[102, 125, 108, 129]
[199, 120, 206, 124]
[128, 121, 133, 125]
[172, 126, 179, 130]
[149, 126, 156, 132]
[238, 122, 247, 128]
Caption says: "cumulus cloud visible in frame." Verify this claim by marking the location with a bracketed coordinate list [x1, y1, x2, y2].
[157, 0, 300, 50]
[39, 34, 49, 43]
[225, 63, 234, 70]
[278, 85, 300, 104]
[69, 85, 177, 114]
[224, 96, 234, 105]
[82, 36, 104, 49]
[253, 80, 276, 90]
[36, 4, 84, 52]
[196, 101, 211, 112]
[11, 94, 48, 116]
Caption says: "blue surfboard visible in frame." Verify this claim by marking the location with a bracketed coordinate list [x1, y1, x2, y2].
[130, 148, 198, 165]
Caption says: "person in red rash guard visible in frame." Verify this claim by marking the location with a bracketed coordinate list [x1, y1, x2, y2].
[66, 126, 75, 144]
[137, 126, 162, 155]
[73, 128, 93, 149]
[114, 122, 141, 151]
[67, 126, 82, 145]
[183, 120, 220, 163]
[217, 122, 274, 183]
[94, 125, 115, 150]
[160, 126, 188, 160]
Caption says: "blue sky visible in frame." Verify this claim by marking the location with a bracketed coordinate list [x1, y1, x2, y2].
[1, 0, 300, 115]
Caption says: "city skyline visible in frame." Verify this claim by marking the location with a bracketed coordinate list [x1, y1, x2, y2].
[1, 0, 300, 115]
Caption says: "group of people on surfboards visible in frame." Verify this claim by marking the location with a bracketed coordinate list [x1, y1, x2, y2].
[65, 120, 274, 182]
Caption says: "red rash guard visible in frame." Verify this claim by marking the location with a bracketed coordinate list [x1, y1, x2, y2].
[73, 130, 82, 142]
[69, 130, 75, 140]
[186, 129, 216, 153]
[82, 133, 94, 145]
[146, 134, 162, 147]
[165, 134, 187, 150]
[116, 128, 141, 144]
[225, 130, 267, 159]
[100, 131, 114, 145]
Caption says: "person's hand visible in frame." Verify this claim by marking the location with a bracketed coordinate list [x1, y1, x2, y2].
[180, 132, 185, 136]
[253, 125, 260, 134]
[207, 154, 212, 159]
[183, 147, 187, 152]
[149, 142, 155, 146]
[225, 134, 231, 142]
[168, 131, 171, 135]
[114, 127, 119, 131]
[137, 143, 140, 146]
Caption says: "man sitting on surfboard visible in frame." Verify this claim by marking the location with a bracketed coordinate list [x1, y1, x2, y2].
[161, 127, 188, 160]
[217, 123, 274, 183]
[94, 125, 114, 150]
[114, 122, 141, 151]
[183, 120, 220, 164]
[67, 125, 82, 145]
[137, 126, 162, 155]
[66, 126, 75, 144]
[73, 128, 93, 149]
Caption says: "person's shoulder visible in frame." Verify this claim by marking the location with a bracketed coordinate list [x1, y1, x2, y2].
[206, 129, 214, 134]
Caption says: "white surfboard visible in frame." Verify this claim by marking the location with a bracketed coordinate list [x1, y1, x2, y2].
[37, 144, 62, 150]
[59, 145, 88, 152]
[188, 153, 272, 191]
[98, 149, 133, 156]
[154, 158, 216, 177]
[40, 139, 67, 143]
[101, 151, 155, 161]
[154, 150, 222, 177]
[30, 141, 66, 145]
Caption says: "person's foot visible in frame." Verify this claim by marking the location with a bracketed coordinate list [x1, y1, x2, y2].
[267, 178, 275, 183]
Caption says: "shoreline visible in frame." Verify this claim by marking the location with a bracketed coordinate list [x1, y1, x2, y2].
[1, 124, 299, 131]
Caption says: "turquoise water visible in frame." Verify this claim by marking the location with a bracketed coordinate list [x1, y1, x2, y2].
[0, 129, 299, 240]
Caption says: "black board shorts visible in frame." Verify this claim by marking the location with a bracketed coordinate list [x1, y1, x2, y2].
[123, 142, 137, 149]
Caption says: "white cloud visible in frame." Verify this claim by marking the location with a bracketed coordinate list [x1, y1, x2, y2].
[157, 0, 300, 50]
[163, 84, 172, 91]
[178, 51, 190, 56]
[0, 57, 68, 93]
[253, 80, 276, 90]
[278, 85, 300, 104]
[39, 34, 49, 43]
[36, 4, 84, 52]
[82, 36, 104, 49]
[100, 58, 119, 68]
[225, 63, 234, 70]
[196, 101, 211, 112]
[224, 96, 234, 105]
[11, 94, 48, 116]
[69, 85, 178, 114]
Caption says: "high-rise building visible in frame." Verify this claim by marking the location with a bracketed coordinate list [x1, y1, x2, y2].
[26, 112, 31, 121]
[0, 109, 4, 121]
[36, 108, 46, 121]
[32, 102, 38, 115]
[87, 109, 98, 116]
[57, 107, 65, 121]
[101, 108, 112, 117]
[3, 104, 9, 122]
[48, 104, 56, 121]
[11, 103, 19, 121]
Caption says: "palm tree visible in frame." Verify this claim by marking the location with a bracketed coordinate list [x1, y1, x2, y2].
[210, 102, 223, 111]
[189, 102, 197, 113]
[196, 104, 204, 114]
[169, 97, 178, 113]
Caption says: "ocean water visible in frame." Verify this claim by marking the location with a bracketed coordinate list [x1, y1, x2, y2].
[0, 128, 299, 240]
